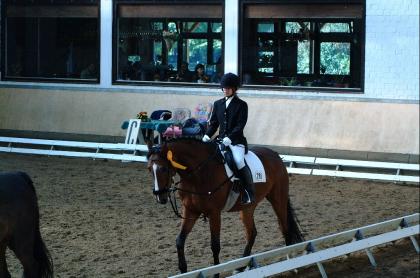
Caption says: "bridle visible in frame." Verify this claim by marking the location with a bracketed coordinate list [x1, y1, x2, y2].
[149, 142, 234, 219]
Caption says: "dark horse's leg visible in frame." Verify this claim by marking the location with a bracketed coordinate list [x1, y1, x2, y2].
[208, 212, 221, 278]
[0, 240, 11, 278]
[9, 228, 39, 278]
[176, 209, 200, 273]
[0, 172, 53, 278]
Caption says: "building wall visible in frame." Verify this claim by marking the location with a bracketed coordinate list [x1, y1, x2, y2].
[364, 0, 419, 100]
[0, 0, 419, 157]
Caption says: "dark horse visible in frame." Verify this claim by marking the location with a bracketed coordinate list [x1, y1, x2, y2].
[146, 138, 304, 274]
[0, 171, 53, 278]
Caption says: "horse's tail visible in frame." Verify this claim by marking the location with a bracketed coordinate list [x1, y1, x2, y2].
[286, 198, 305, 245]
[33, 225, 54, 278]
[18, 172, 54, 278]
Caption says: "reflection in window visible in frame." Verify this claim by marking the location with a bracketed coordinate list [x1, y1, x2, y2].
[286, 22, 310, 33]
[297, 41, 311, 74]
[116, 4, 223, 84]
[320, 42, 350, 75]
[183, 22, 208, 33]
[5, 5, 99, 81]
[183, 39, 208, 71]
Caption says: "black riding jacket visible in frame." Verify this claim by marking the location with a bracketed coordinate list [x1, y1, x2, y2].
[206, 95, 248, 147]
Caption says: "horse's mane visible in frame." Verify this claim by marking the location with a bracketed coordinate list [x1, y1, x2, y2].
[166, 137, 216, 152]
[147, 137, 215, 158]
[166, 137, 207, 144]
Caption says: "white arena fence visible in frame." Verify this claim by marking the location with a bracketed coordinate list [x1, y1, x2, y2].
[0, 136, 148, 162]
[0, 137, 418, 183]
[169, 213, 419, 278]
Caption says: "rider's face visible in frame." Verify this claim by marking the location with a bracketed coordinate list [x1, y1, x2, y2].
[222, 87, 235, 98]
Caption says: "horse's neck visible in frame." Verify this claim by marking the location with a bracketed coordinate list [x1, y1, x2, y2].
[174, 143, 211, 167]
[172, 142, 218, 182]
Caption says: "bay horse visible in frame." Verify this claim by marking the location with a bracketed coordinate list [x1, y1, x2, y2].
[0, 171, 53, 278]
[146, 138, 304, 274]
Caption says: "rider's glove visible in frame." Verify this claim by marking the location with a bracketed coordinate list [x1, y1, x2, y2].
[202, 135, 211, 142]
[222, 137, 232, 146]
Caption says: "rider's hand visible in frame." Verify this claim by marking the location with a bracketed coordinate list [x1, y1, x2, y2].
[202, 135, 211, 142]
[222, 137, 232, 146]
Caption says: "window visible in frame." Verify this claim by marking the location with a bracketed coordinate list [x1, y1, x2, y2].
[3, 2, 99, 82]
[242, 2, 364, 89]
[116, 3, 223, 84]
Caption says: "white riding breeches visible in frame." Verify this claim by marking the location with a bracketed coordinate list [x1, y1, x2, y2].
[229, 144, 246, 170]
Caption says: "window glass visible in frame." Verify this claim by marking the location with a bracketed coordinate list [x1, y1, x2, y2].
[320, 23, 351, 33]
[5, 5, 99, 82]
[116, 4, 223, 84]
[183, 22, 208, 33]
[257, 51, 274, 73]
[211, 22, 222, 33]
[257, 23, 274, 33]
[212, 39, 222, 64]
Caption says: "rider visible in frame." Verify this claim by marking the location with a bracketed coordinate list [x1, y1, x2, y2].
[202, 73, 255, 204]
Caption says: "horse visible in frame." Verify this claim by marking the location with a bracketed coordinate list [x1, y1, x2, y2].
[146, 137, 304, 274]
[0, 171, 53, 278]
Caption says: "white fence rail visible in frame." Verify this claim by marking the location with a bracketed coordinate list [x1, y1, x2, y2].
[0, 137, 418, 183]
[0, 136, 148, 162]
[282, 155, 419, 183]
[169, 213, 419, 278]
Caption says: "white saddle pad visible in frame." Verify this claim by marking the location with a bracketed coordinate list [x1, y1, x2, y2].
[221, 148, 266, 183]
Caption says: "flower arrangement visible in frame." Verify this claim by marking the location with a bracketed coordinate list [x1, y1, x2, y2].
[137, 111, 149, 121]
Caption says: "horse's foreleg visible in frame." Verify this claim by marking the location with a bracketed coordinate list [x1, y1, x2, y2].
[208, 212, 221, 266]
[176, 209, 199, 273]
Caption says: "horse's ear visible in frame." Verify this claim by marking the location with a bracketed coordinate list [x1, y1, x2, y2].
[145, 138, 153, 151]
[143, 130, 154, 151]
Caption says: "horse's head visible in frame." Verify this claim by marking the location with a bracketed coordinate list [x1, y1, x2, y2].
[146, 145, 175, 204]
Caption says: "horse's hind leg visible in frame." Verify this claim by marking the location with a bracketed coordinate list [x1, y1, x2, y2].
[0, 241, 11, 278]
[266, 189, 290, 244]
[267, 195, 304, 245]
[239, 207, 257, 257]
[234, 207, 257, 273]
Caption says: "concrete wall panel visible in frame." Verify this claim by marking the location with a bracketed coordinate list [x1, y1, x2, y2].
[1, 87, 418, 155]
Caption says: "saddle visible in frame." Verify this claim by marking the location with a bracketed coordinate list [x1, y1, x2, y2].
[219, 145, 266, 211]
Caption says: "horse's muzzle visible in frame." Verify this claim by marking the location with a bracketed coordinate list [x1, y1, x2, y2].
[153, 188, 169, 204]
[157, 197, 168, 204]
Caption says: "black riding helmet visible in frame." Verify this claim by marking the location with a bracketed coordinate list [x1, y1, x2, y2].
[220, 73, 240, 89]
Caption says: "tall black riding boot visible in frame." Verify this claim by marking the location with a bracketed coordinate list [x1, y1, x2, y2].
[238, 165, 255, 204]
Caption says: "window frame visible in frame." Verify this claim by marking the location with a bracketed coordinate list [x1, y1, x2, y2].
[112, 1, 225, 87]
[1, 2, 101, 84]
[239, 0, 365, 93]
